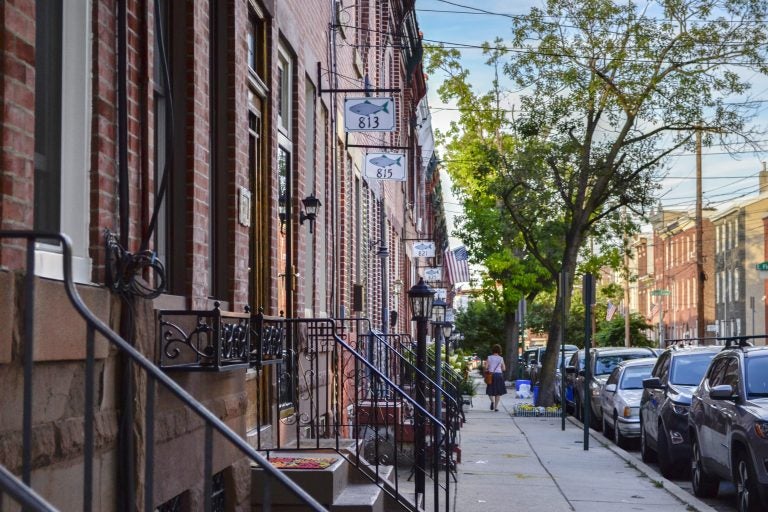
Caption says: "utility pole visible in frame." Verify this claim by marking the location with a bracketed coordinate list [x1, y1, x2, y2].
[623, 206, 631, 347]
[695, 130, 705, 338]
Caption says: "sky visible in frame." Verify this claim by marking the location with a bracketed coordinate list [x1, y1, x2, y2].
[415, 0, 768, 231]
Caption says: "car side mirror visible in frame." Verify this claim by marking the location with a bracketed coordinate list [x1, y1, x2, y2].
[709, 384, 735, 400]
[578, 369, 585, 377]
[643, 377, 663, 390]
[565, 366, 576, 374]
[605, 383, 617, 393]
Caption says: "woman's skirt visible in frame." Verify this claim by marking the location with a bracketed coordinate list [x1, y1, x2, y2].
[486, 372, 507, 396]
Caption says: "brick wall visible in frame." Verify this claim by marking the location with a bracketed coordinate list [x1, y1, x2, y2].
[0, 0, 35, 268]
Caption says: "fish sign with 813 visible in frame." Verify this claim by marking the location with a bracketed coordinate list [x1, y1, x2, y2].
[344, 97, 396, 132]
[364, 152, 407, 181]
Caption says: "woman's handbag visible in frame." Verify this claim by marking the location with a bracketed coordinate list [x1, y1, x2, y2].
[484, 371, 493, 385]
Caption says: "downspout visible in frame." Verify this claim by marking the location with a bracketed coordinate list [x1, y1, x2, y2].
[116, 1, 136, 511]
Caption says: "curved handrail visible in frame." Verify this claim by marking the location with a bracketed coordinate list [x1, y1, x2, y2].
[0, 465, 57, 511]
[0, 231, 327, 511]
[368, 329, 461, 412]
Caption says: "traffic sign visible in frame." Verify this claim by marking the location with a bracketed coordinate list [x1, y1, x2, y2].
[756, 261, 768, 271]
[651, 289, 671, 296]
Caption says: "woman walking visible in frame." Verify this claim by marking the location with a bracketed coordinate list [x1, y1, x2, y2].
[485, 344, 507, 411]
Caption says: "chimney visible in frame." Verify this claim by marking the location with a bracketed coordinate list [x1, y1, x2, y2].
[761, 161, 768, 196]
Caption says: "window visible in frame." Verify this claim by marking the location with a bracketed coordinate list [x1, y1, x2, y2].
[277, 48, 292, 135]
[34, 0, 92, 282]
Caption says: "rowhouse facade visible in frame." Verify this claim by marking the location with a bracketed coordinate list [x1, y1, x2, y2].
[0, 0, 449, 510]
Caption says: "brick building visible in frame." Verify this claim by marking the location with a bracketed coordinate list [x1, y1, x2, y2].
[0, 0, 445, 509]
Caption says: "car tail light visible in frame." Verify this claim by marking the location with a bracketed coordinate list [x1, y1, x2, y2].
[755, 422, 768, 439]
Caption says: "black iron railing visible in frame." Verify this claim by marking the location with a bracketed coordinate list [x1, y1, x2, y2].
[0, 465, 57, 511]
[158, 303, 251, 370]
[0, 231, 326, 512]
[249, 314, 453, 512]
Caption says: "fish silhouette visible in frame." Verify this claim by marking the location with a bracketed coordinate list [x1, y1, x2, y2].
[414, 242, 432, 250]
[350, 100, 389, 116]
[369, 155, 401, 167]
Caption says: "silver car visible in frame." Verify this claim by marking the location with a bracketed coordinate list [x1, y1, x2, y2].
[600, 357, 656, 448]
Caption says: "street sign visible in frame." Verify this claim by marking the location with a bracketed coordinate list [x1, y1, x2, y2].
[651, 289, 671, 296]
[423, 267, 441, 282]
[411, 241, 435, 258]
[363, 152, 407, 181]
[756, 261, 768, 271]
[344, 97, 396, 132]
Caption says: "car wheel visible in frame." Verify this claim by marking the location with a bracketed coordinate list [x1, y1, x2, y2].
[691, 436, 719, 498]
[602, 416, 611, 439]
[656, 424, 677, 478]
[736, 449, 762, 512]
[640, 419, 656, 463]
[613, 417, 627, 449]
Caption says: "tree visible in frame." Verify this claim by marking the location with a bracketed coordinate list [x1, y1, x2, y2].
[428, 0, 768, 405]
[594, 313, 655, 347]
[453, 300, 505, 360]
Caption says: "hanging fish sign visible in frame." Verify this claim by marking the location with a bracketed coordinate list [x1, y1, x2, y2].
[364, 152, 407, 181]
[344, 97, 396, 132]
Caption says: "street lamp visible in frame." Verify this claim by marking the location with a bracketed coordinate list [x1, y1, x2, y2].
[408, 278, 434, 501]
[299, 194, 322, 233]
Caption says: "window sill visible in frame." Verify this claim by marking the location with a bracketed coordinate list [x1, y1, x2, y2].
[35, 247, 92, 285]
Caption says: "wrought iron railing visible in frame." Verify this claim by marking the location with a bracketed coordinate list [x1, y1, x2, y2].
[0, 231, 326, 512]
[158, 303, 251, 370]
[0, 465, 57, 511]
[249, 314, 453, 512]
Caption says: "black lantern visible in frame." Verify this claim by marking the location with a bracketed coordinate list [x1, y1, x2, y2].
[300, 194, 322, 233]
[431, 296, 446, 325]
[442, 320, 453, 340]
[408, 278, 434, 321]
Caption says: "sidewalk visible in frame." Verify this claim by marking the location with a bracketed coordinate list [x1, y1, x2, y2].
[455, 378, 717, 512]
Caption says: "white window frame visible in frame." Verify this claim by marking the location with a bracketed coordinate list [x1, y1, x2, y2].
[277, 45, 292, 137]
[35, 0, 92, 284]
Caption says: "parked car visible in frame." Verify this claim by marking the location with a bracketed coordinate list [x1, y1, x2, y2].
[639, 345, 721, 478]
[600, 357, 656, 448]
[526, 344, 579, 386]
[688, 342, 768, 511]
[561, 349, 585, 412]
[568, 346, 657, 430]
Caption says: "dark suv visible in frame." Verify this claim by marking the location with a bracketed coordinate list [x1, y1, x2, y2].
[568, 346, 657, 429]
[639, 345, 720, 478]
[688, 342, 768, 511]
[525, 344, 578, 386]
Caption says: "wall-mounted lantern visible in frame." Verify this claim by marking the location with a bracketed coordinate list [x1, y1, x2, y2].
[300, 194, 322, 233]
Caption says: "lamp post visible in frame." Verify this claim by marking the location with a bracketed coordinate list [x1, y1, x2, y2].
[408, 278, 434, 501]
[431, 296, 447, 435]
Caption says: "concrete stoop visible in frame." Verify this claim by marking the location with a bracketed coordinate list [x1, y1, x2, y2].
[251, 451, 407, 512]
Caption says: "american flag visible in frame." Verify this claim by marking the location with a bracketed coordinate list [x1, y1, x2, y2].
[606, 301, 618, 321]
[650, 302, 660, 319]
[444, 246, 470, 284]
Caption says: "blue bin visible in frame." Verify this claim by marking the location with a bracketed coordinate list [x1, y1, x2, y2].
[515, 379, 531, 392]
[533, 385, 540, 403]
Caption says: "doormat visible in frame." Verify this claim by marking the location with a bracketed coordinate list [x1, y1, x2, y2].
[269, 457, 337, 470]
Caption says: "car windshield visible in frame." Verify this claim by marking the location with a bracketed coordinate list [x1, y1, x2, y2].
[746, 356, 768, 398]
[620, 365, 653, 389]
[669, 352, 717, 386]
[594, 353, 651, 376]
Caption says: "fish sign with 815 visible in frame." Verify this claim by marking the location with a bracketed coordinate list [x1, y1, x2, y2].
[344, 97, 396, 132]
[364, 152, 407, 181]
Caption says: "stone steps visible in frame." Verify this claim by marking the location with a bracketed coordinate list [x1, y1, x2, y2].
[251, 451, 408, 512]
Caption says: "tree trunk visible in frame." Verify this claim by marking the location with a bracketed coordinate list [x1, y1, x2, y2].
[504, 310, 518, 381]
[536, 236, 581, 406]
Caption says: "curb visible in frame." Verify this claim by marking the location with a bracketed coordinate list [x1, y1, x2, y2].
[566, 416, 718, 512]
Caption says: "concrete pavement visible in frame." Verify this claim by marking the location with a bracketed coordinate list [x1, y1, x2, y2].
[454, 378, 717, 512]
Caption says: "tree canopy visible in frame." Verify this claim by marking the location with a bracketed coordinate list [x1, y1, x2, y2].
[427, 0, 768, 405]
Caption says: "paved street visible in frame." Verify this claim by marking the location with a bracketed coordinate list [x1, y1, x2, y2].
[455, 378, 721, 512]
